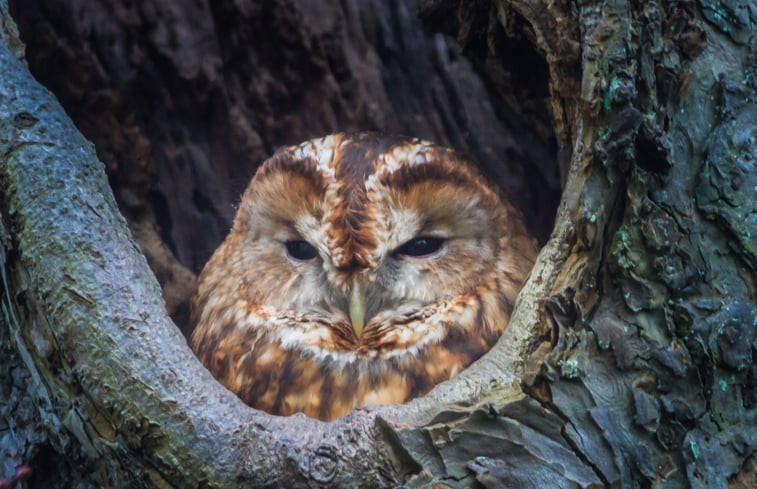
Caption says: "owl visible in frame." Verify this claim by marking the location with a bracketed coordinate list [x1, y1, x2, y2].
[191, 133, 537, 421]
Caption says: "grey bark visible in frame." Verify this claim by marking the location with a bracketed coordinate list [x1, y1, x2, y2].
[1, 0, 755, 488]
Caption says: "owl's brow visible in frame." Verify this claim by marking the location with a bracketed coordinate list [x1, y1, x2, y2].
[379, 156, 482, 189]
[257, 154, 327, 190]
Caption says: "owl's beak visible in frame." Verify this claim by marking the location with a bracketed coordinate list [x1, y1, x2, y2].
[349, 283, 366, 338]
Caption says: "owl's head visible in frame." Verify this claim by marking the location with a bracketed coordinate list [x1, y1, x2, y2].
[192, 133, 536, 420]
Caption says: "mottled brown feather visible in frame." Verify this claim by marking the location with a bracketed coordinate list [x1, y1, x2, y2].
[191, 132, 537, 421]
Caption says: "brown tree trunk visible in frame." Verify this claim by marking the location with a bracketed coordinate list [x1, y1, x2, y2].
[1, 0, 754, 488]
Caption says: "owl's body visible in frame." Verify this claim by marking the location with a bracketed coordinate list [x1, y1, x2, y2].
[191, 133, 536, 421]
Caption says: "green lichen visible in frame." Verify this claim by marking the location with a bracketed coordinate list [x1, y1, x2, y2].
[613, 227, 639, 270]
[603, 76, 625, 111]
[689, 439, 700, 460]
[558, 357, 580, 379]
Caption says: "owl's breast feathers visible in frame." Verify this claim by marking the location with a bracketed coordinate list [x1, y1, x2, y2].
[193, 282, 508, 421]
[191, 132, 537, 421]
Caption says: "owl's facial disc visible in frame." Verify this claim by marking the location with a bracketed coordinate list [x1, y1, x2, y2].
[227, 133, 513, 349]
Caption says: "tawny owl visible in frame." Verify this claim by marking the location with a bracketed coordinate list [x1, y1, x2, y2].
[191, 133, 536, 421]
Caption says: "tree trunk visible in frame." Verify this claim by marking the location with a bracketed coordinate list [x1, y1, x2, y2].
[1, 0, 754, 488]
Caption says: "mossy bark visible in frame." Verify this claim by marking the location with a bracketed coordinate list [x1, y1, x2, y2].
[1, 0, 755, 488]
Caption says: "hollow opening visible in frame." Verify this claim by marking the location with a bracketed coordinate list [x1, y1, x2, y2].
[9, 0, 561, 419]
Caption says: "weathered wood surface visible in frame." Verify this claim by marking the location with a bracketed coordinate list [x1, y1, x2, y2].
[1, 0, 755, 488]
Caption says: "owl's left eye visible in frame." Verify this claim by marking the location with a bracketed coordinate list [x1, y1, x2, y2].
[395, 237, 445, 258]
[285, 240, 318, 261]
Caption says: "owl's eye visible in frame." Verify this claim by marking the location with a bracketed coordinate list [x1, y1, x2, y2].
[285, 240, 318, 261]
[395, 237, 445, 258]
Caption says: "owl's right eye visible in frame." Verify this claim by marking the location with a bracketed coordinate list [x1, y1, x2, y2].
[285, 240, 318, 261]
[395, 237, 445, 258]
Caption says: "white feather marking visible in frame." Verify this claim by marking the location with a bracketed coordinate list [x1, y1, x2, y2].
[289, 134, 337, 175]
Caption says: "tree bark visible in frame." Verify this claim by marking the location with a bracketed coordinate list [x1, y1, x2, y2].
[1, 0, 755, 488]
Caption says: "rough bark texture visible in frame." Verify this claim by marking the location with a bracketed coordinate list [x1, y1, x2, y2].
[1, 0, 755, 488]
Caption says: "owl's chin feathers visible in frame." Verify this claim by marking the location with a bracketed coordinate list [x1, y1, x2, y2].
[191, 291, 505, 420]
[267, 312, 439, 355]
[262, 298, 460, 355]
[228, 322, 493, 421]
